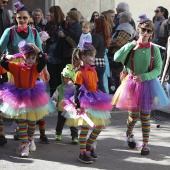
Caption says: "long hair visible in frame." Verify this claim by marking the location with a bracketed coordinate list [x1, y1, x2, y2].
[157, 6, 169, 19]
[90, 11, 99, 23]
[94, 18, 110, 47]
[49, 6, 64, 26]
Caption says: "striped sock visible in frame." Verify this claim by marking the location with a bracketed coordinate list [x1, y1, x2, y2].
[127, 108, 140, 135]
[0, 114, 4, 135]
[18, 119, 28, 145]
[87, 126, 103, 147]
[38, 119, 45, 137]
[140, 111, 151, 145]
[28, 120, 36, 139]
[79, 126, 89, 153]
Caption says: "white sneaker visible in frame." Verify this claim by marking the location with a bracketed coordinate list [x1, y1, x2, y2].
[29, 139, 36, 152]
[20, 144, 29, 157]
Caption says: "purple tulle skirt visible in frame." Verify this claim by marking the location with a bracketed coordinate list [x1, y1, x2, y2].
[113, 75, 170, 111]
[78, 85, 113, 110]
[0, 81, 49, 109]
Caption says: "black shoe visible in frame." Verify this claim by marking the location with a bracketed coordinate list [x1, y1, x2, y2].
[78, 153, 93, 164]
[141, 146, 150, 155]
[127, 134, 136, 149]
[39, 135, 50, 144]
[14, 129, 20, 140]
[0, 135, 7, 145]
[86, 145, 98, 160]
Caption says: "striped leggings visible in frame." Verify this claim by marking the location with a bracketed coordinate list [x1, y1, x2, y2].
[127, 108, 151, 145]
[18, 119, 36, 145]
[79, 126, 103, 153]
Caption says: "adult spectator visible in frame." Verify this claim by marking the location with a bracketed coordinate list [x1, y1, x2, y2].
[0, 0, 10, 37]
[32, 8, 47, 32]
[44, 6, 65, 96]
[153, 6, 169, 48]
[114, 2, 136, 30]
[89, 11, 99, 31]
[108, 11, 136, 93]
[100, 10, 115, 36]
[92, 17, 110, 92]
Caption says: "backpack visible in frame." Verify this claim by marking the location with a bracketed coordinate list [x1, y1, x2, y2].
[9, 26, 37, 54]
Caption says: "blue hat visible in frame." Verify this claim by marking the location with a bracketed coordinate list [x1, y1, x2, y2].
[18, 40, 34, 55]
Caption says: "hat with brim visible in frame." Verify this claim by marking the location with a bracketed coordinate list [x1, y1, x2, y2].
[18, 40, 34, 55]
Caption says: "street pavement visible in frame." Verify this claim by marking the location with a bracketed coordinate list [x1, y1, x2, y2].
[1, 110, 170, 170]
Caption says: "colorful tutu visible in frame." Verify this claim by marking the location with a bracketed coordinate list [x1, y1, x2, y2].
[0, 81, 56, 121]
[62, 85, 112, 127]
[112, 75, 170, 111]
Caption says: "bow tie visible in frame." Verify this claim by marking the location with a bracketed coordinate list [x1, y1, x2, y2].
[138, 42, 150, 49]
[84, 65, 96, 71]
[19, 63, 31, 69]
[17, 26, 28, 33]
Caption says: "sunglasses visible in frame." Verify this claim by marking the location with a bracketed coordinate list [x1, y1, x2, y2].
[2, 0, 8, 4]
[17, 16, 28, 20]
[141, 28, 152, 34]
[154, 10, 161, 13]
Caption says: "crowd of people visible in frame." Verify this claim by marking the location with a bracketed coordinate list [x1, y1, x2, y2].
[0, 0, 170, 164]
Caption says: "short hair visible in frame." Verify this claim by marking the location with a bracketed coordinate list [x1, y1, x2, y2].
[117, 2, 129, 12]
[82, 21, 92, 29]
[70, 8, 77, 11]
[67, 10, 79, 21]
[32, 8, 44, 19]
[119, 11, 132, 22]
[108, 9, 115, 14]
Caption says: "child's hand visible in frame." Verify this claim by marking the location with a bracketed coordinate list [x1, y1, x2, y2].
[76, 108, 84, 115]
[133, 75, 142, 83]
[28, 43, 41, 53]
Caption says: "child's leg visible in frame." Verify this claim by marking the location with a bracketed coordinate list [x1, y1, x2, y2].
[38, 119, 50, 144]
[140, 111, 151, 145]
[70, 126, 78, 143]
[27, 120, 36, 139]
[79, 126, 89, 153]
[27, 120, 37, 152]
[38, 119, 45, 137]
[18, 119, 29, 145]
[126, 108, 140, 135]
[86, 126, 103, 148]
[0, 113, 7, 145]
[0, 114, 4, 135]
[55, 111, 65, 139]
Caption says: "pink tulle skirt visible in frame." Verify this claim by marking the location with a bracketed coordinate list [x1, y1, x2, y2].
[112, 75, 170, 111]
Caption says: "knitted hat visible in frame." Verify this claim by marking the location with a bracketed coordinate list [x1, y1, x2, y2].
[61, 64, 75, 82]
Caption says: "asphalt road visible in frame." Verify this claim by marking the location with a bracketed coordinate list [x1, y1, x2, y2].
[1, 110, 170, 170]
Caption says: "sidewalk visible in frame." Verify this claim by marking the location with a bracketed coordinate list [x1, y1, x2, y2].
[1, 111, 170, 170]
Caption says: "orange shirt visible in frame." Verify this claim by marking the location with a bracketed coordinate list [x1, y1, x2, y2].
[75, 68, 98, 92]
[8, 62, 39, 88]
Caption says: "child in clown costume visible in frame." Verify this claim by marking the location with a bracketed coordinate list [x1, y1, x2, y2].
[61, 42, 113, 164]
[52, 64, 78, 144]
[0, 40, 55, 157]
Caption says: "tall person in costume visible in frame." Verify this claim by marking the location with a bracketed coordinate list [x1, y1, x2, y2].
[0, 41, 55, 157]
[112, 19, 169, 155]
[62, 42, 113, 164]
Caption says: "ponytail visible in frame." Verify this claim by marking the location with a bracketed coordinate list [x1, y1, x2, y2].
[72, 48, 84, 69]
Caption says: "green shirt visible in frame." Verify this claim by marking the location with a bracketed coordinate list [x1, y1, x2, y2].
[114, 42, 162, 81]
